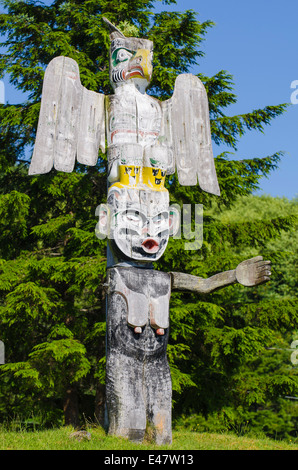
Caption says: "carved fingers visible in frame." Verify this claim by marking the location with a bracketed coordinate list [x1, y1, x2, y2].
[255, 258, 271, 285]
[235, 256, 272, 287]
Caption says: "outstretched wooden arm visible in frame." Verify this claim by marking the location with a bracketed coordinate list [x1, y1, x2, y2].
[170, 256, 271, 294]
[170, 269, 237, 294]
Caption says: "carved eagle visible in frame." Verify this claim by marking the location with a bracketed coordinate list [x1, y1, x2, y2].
[29, 18, 220, 196]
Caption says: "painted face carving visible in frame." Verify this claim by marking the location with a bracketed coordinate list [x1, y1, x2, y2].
[110, 37, 153, 90]
[113, 207, 169, 260]
[98, 187, 179, 263]
[142, 167, 166, 190]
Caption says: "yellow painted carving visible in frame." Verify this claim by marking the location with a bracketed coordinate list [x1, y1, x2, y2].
[111, 165, 140, 188]
[110, 165, 167, 192]
[142, 167, 166, 191]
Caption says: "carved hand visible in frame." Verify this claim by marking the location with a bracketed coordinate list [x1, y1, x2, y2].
[235, 256, 271, 287]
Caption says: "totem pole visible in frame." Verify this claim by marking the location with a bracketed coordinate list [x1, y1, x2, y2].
[29, 18, 271, 444]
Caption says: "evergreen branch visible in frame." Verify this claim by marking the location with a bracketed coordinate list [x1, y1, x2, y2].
[211, 104, 288, 148]
[214, 152, 284, 205]
[199, 70, 237, 117]
[204, 215, 297, 248]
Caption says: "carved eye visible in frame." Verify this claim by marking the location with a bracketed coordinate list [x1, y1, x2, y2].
[116, 49, 133, 63]
[152, 212, 168, 226]
[121, 210, 144, 227]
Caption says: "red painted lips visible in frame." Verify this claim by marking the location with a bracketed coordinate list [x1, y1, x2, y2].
[141, 238, 159, 253]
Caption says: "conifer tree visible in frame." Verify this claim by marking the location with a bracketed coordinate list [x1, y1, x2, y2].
[0, 0, 296, 434]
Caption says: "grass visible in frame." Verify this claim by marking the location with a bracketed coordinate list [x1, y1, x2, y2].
[0, 425, 297, 450]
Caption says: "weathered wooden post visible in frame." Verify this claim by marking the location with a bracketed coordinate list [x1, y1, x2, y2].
[28, 18, 271, 444]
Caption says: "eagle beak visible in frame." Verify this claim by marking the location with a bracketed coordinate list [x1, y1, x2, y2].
[124, 49, 153, 82]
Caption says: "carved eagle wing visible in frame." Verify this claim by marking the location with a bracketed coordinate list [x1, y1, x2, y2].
[29, 56, 105, 175]
[165, 74, 220, 196]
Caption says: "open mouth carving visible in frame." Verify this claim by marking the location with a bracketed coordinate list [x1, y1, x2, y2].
[124, 66, 145, 80]
[141, 238, 159, 253]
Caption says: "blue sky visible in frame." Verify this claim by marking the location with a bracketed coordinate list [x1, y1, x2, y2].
[156, 0, 297, 200]
[1, 0, 297, 199]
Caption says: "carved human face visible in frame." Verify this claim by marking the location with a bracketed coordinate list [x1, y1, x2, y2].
[97, 187, 179, 263]
[112, 206, 169, 260]
[110, 37, 153, 90]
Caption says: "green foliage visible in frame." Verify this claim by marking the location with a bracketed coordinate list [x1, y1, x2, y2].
[166, 195, 297, 439]
[0, 424, 297, 450]
[0, 0, 296, 440]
